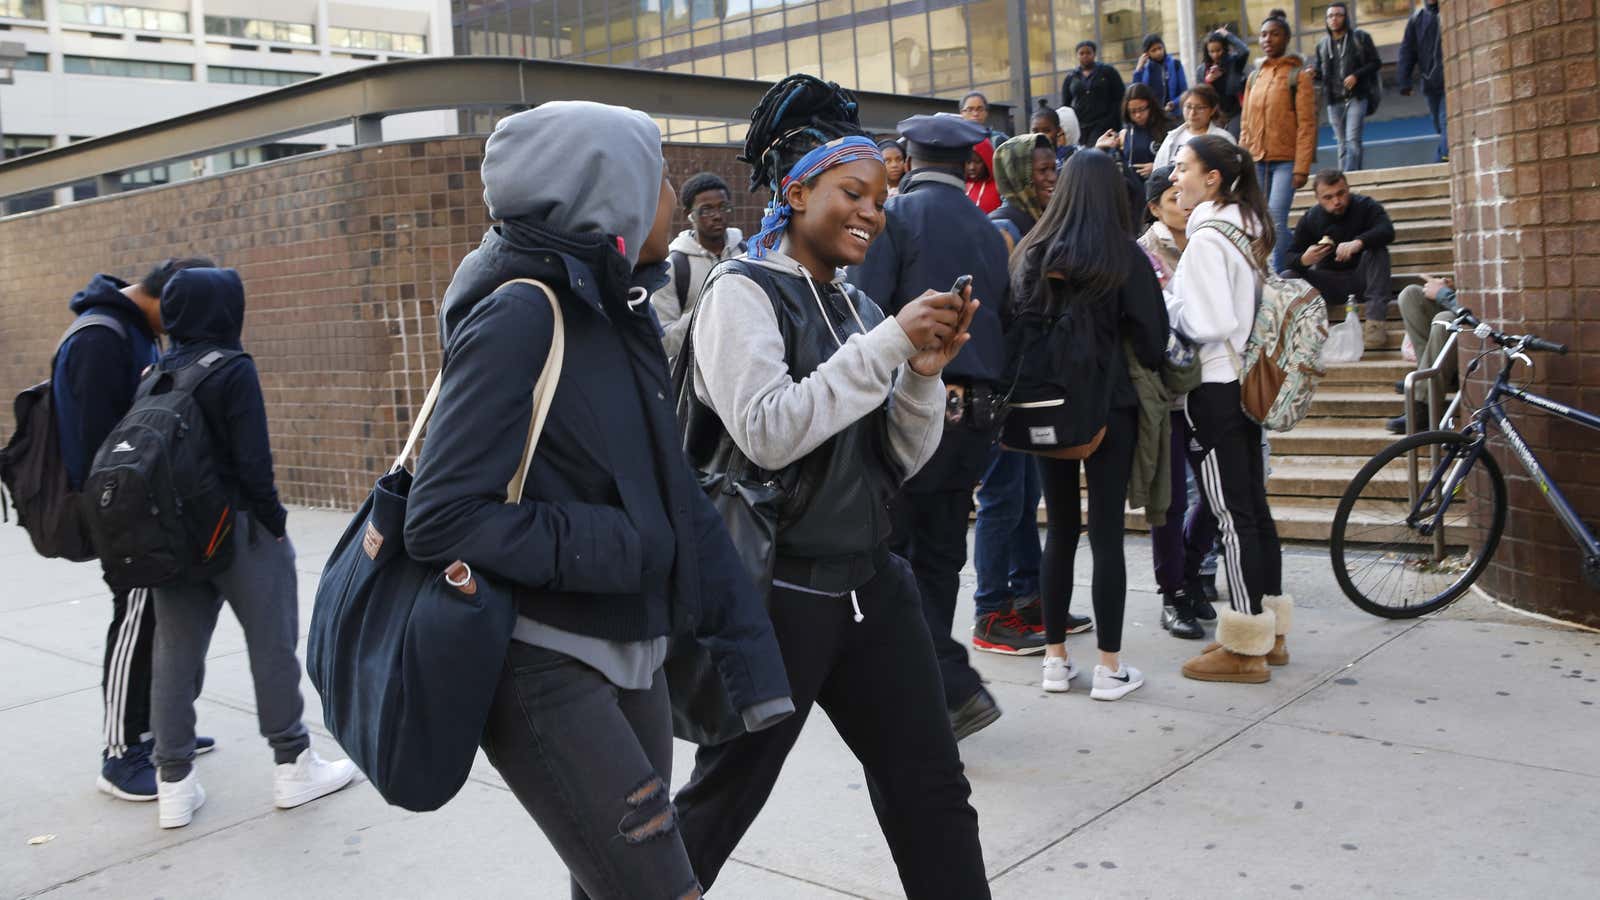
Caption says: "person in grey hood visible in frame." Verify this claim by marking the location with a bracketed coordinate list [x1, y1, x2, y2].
[403, 101, 791, 900]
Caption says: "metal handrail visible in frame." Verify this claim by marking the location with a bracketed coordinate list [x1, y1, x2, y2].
[1402, 318, 1462, 562]
[0, 55, 1008, 201]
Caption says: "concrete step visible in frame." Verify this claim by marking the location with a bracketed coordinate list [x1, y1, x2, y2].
[1308, 390, 1406, 418]
[1321, 358, 1417, 388]
[1390, 241, 1454, 268]
[1268, 422, 1398, 456]
[1292, 196, 1452, 222]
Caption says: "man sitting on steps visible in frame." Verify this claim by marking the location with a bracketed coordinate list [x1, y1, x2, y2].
[1387, 276, 1460, 434]
[1286, 169, 1394, 350]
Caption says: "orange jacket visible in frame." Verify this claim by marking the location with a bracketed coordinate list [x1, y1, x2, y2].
[1239, 55, 1316, 175]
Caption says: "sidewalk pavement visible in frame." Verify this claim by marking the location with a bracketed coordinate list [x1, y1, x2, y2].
[4, 508, 1598, 899]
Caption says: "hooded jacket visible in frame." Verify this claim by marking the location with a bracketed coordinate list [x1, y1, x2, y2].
[1398, 2, 1445, 97]
[988, 134, 1050, 251]
[649, 226, 745, 362]
[1132, 54, 1189, 112]
[52, 275, 161, 489]
[1240, 54, 1317, 174]
[964, 138, 1001, 214]
[1313, 18, 1380, 105]
[1063, 62, 1128, 146]
[158, 268, 287, 538]
[402, 102, 790, 717]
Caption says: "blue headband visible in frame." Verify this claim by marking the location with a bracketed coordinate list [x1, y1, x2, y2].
[749, 135, 884, 259]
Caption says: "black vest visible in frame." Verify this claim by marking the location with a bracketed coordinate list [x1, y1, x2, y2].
[686, 259, 900, 594]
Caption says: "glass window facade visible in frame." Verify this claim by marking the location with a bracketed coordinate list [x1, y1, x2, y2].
[453, 1, 1417, 137]
[1, 0, 43, 20]
[205, 16, 317, 45]
[328, 26, 428, 54]
[208, 66, 317, 86]
[15, 52, 49, 71]
[58, 2, 188, 34]
[63, 55, 193, 80]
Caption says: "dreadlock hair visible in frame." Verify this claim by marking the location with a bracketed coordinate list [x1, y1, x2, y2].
[741, 74, 868, 194]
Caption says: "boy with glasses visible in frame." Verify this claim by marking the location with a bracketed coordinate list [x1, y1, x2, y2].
[650, 172, 747, 362]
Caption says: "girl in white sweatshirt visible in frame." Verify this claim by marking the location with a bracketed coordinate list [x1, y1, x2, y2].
[1164, 135, 1291, 684]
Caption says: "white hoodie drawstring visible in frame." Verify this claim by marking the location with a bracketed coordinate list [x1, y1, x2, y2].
[850, 590, 864, 623]
[627, 285, 650, 311]
[799, 264, 868, 348]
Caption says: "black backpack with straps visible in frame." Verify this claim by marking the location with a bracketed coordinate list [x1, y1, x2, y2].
[82, 348, 245, 589]
[0, 314, 128, 561]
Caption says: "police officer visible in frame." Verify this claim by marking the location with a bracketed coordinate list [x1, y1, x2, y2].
[849, 114, 1010, 742]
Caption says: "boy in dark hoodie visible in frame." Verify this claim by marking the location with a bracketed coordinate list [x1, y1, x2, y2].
[148, 267, 357, 829]
[53, 259, 218, 802]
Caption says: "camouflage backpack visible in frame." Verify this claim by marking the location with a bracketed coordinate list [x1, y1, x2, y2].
[1194, 219, 1329, 432]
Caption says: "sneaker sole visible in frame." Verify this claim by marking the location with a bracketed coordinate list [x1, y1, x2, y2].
[96, 775, 157, 802]
[274, 769, 358, 810]
[1063, 622, 1094, 635]
[1090, 679, 1145, 701]
[952, 705, 1003, 742]
[973, 639, 1047, 656]
[159, 787, 205, 829]
[1041, 678, 1071, 693]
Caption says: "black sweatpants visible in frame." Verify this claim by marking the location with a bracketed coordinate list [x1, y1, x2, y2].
[103, 587, 155, 758]
[673, 556, 990, 899]
[1038, 405, 1138, 651]
[483, 643, 700, 900]
[1184, 381, 1282, 615]
[892, 425, 994, 711]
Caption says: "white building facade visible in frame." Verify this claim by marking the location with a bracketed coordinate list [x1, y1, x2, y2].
[1, 0, 454, 210]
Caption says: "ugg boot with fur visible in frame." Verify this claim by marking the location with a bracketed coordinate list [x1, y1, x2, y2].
[1263, 595, 1292, 666]
[1181, 607, 1275, 683]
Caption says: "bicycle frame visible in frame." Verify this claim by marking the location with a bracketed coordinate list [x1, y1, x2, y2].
[1421, 354, 1600, 565]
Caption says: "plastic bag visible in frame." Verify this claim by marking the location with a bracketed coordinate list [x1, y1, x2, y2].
[1319, 305, 1364, 366]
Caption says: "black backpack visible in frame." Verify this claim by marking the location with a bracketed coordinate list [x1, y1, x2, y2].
[82, 348, 244, 589]
[0, 314, 128, 561]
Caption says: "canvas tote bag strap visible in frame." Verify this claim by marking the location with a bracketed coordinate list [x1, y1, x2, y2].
[389, 279, 566, 508]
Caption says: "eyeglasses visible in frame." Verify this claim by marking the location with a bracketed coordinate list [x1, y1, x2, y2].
[1182, 104, 1214, 113]
[691, 203, 733, 218]
[1127, 104, 1151, 115]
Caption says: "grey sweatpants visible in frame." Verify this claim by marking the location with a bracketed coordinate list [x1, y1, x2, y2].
[151, 513, 309, 778]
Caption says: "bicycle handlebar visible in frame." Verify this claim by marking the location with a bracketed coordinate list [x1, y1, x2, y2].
[1446, 304, 1567, 355]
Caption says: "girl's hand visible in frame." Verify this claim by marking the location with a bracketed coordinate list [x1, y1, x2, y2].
[908, 289, 979, 377]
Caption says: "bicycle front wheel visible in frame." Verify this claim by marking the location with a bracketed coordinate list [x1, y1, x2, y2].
[1330, 430, 1507, 618]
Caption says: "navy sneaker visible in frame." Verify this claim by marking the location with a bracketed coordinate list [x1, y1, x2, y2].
[195, 736, 216, 755]
[97, 743, 157, 801]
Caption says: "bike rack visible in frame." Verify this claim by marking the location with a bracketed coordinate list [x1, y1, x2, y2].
[1401, 321, 1462, 563]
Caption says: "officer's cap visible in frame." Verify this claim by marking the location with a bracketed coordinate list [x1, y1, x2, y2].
[896, 113, 987, 164]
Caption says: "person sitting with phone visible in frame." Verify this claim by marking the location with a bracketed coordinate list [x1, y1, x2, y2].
[1286, 168, 1394, 349]
[1386, 276, 1460, 433]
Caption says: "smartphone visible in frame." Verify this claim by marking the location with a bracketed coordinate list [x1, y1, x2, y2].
[950, 274, 973, 301]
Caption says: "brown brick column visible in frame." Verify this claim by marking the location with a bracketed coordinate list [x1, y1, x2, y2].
[1445, 0, 1600, 624]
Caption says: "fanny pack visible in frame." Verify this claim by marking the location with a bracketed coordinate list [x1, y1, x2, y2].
[944, 383, 1006, 432]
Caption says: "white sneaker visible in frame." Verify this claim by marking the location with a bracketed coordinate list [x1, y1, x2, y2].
[1041, 656, 1078, 693]
[157, 771, 206, 829]
[1090, 664, 1145, 701]
[273, 749, 358, 810]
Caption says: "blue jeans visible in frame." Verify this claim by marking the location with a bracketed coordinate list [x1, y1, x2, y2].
[1426, 90, 1448, 160]
[1328, 97, 1367, 171]
[972, 447, 1042, 617]
[1257, 160, 1297, 274]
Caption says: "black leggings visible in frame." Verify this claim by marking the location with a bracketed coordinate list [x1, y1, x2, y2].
[1039, 405, 1137, 651]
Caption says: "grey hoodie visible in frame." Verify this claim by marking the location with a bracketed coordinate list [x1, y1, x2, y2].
[650, 226, 745, 362]
[480, 101, 663, 268]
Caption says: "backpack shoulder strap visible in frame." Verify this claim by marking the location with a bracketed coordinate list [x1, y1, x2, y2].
[163, 348, 249, 394]
[670, 249, 690, 307]
[1192, 219, 1256, 263]
[52, 313, 130, 371]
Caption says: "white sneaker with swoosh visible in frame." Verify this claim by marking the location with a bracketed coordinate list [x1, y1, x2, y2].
[1090, 664, 1144, 701]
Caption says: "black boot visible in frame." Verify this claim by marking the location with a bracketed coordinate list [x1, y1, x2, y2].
[1186, 579, 1218, 621]
[1161, 592, 1205, 640]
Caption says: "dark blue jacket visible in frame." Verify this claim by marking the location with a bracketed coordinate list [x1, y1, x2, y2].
[403, 224, 789, 711]
[53, 276, 161, 489]
[1132, 55, 1188, 111]
[848, 169, 1009, 387]
[157, 268, 288, 538]
[1398, 3, 1445, 96]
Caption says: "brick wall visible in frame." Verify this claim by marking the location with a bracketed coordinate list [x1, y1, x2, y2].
[1445, 0, 1600, 624]
[0, 138, 751, 510]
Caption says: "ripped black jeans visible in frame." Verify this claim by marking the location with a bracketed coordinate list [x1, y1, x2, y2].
[482, 641, 700, 900]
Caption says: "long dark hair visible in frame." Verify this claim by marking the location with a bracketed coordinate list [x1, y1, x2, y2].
[1183, 134, 1274, 267]
[1123, 83, 1170, 147]
[1010, 150, 1133, 314]
[740, 74, 867, 195]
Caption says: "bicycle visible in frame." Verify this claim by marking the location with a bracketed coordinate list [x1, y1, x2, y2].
[1329, 299, 1600, 618]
